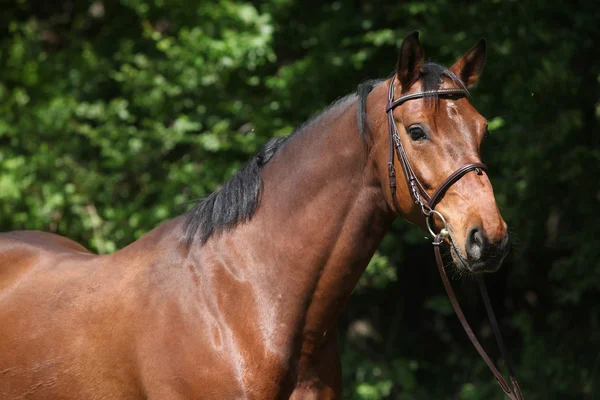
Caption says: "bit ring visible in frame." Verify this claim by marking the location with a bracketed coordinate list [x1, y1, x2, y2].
[426, 210, 449, 238]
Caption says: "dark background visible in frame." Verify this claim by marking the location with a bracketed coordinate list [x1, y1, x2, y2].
[1, 0, 598, 398]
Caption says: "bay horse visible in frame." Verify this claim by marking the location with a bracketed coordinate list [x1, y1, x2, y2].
[0, 33, 511, 399]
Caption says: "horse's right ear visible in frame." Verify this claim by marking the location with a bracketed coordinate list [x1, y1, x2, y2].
[396, 31, 424, 93]
[449, 39, 487, 88]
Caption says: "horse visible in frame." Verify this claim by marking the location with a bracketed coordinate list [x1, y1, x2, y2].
[0, 32, 511, 399]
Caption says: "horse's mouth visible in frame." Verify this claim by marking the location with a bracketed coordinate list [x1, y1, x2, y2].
[447, 238, 504, 274]
[448, 242, 473, 273]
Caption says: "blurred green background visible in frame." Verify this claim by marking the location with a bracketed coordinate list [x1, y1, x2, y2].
[1, 0, 599, 398]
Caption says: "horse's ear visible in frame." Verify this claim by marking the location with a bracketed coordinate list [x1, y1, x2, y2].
[396, 31, 424, 93]
[450, 39, 487, 88]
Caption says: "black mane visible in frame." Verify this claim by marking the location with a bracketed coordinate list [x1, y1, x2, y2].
[183, 135, 289, 244]
[184, 62, 463, 244]
[183, 93, 358, 244]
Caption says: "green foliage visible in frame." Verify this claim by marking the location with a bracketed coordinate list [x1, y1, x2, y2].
[1, 0, 598, 398]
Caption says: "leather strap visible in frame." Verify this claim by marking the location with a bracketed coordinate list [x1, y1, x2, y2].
[477, 276, 524, 400]
[433, 236, 524, 400]
[429, 162, 487, 208]
[386, 87, 469, 112]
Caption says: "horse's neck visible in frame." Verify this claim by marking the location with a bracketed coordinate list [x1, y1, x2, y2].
[225, 100, 393, 355]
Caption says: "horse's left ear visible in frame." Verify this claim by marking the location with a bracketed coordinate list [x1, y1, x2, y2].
[396, 31, 425, 92]
[450, 39, 487, 88]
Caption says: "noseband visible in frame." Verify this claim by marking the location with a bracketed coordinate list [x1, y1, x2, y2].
[385, 76, 524, 400]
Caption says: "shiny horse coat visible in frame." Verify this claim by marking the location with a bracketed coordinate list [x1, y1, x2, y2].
[0, 33, 508, 399]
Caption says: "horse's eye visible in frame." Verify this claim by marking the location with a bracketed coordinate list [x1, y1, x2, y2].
[408, 126, 427, 141]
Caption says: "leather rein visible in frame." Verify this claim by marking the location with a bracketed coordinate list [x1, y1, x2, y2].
[385, 76, 524, 400]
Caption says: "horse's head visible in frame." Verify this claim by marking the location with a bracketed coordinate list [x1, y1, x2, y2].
[372, 32, 508, 273]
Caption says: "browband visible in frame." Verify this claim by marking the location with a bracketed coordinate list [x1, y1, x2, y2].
[386, 88, 469, 113]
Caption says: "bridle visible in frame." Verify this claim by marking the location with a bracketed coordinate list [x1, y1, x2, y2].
[385, 75, 524, 400]
[386, 75, 487, 224]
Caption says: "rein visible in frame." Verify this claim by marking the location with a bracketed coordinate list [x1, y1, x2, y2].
[385, 76, 524, 400]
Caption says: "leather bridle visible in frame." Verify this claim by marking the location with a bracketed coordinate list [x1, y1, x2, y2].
[386, 75, 487, 220]
[386, 75, 524, 400]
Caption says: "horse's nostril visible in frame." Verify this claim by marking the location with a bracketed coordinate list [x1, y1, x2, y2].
[466, 226, 485, 261]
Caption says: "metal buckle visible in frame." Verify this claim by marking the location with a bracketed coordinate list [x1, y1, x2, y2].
[410, 181, 423, 205]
